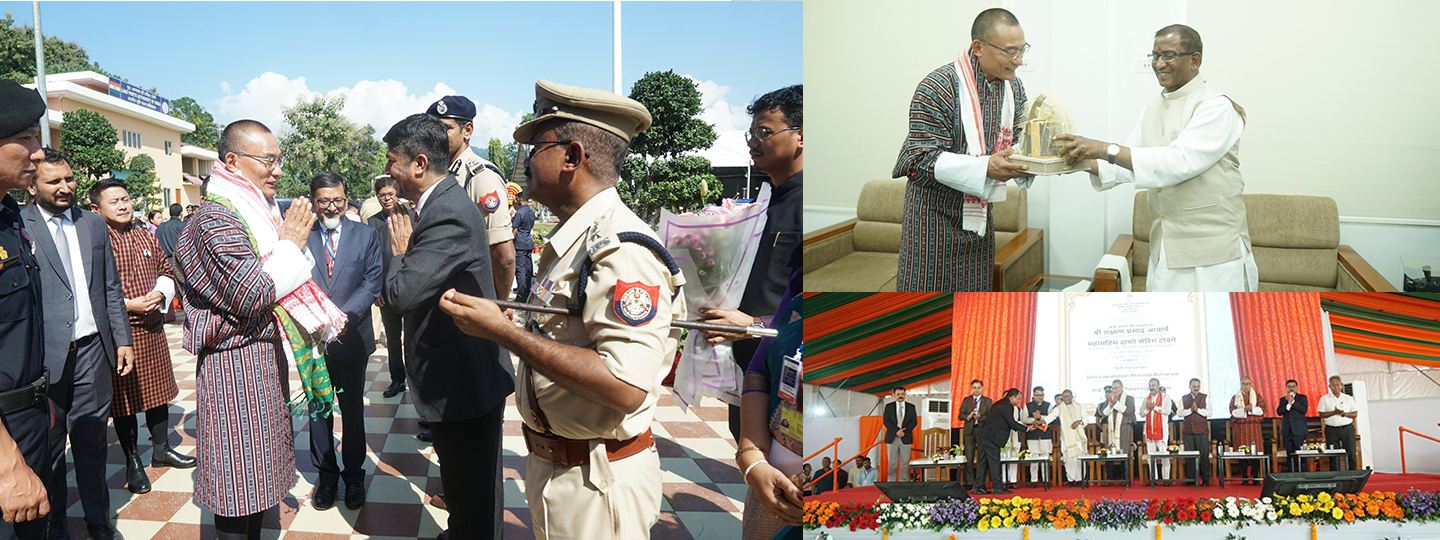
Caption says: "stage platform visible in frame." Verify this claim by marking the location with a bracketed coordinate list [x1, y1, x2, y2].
[805, 473, 1440, 540]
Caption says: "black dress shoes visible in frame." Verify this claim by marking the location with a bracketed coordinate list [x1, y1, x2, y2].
[345, 482, 366, 510]
[312, 485, 338, 510]
[383, 381, 406, 398]
[991, 488, 1013, 494]
[150, 443, 197, 469]
[417, 420, 431, 429]
[416, 431, 433, 443]
[125, 455, 151, 494]
[47, 522, 67, 540]
[87, 523, 117, 540]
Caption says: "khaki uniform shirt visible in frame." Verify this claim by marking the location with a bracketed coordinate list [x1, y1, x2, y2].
[451, 147, 514, 245]
[518, 187, 685, 442]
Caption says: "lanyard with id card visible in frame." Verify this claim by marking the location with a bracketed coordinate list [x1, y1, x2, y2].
[770, 343, 803, 454]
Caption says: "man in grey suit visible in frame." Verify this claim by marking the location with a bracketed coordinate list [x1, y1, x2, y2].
[381, 114, 514, 540]
[23, 148, 131, 540]
[956, 379, 992, 487]
[303, 172, 383, 511]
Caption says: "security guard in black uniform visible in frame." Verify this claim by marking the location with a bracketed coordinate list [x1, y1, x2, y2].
[0, 80, 55, 540]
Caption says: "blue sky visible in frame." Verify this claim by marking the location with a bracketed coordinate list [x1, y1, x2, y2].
[3, 1, 800, 142]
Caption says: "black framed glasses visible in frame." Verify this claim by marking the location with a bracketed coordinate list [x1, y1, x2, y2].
[314, 198, 349, 209]
[745, 126, 800, 144]
[1148, 51, 1198, 63]
[233, 152, 283, 171]
[980, 39, 1030, 62]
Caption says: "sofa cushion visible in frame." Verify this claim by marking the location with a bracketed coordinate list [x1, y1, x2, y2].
[804, 251, 899, 292]
[854, 221, 904, 253]
[856, 179, 907, 224]
[1246, 195, 1339, 249]
[993, 184, 1027, 233]
[1252, 246, 1339, 289]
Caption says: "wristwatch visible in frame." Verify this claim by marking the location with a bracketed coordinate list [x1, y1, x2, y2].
[1106, 144, 1120, 164]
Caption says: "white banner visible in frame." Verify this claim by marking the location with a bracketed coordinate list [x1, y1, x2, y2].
[1062, 293, 1208, 414]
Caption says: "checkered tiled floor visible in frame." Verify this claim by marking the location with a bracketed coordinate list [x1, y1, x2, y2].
[51, 324, 745, 539]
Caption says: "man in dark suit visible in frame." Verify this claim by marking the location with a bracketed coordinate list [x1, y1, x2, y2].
[381, 114, 514, 540]
[957, 379, 991, 486]
[304, 172, 383, 511]
[153, 203, 183, 258]
[973, 388, 1030, 494]
[366, 175, 416, 400]
[883, 386, 918, 482]
[1277, 379, 1309, 472]
[23, 149, 132, 540]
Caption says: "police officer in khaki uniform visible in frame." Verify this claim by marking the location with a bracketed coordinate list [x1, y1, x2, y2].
[426, 96, 516, 300]
[438, 80, 683, 540]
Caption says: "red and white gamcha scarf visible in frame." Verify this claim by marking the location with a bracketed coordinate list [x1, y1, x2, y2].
[954, 51, 1016, 236]
[206, 162, 347, 343]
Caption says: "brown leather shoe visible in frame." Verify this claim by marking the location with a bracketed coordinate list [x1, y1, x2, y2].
[429, 494, 447, 510]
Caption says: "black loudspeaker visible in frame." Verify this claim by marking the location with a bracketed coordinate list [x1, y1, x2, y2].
[1260, 469, 1372, 498]
[875, 481, 971, 503]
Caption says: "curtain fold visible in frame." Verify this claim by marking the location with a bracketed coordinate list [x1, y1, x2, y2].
[949, 293, 1039, 428]
[1230, 292, 1328, 411]
[859, 415, 885, 481]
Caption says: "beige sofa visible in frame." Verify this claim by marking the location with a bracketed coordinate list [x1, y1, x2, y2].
[1095, 192, 1395, 292]
[804, 180, 1044, 291]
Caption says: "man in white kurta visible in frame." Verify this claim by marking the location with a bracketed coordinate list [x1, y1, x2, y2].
[1044, 390, 1087, 485]
[1057, 24, 1255, 292]
[1141, 378, 1179, 482]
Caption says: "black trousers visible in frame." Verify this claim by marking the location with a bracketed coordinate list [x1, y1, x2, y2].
[113, 405, 171, 457]
[1325, 424, 1356, 471]
[380, 304, 405, 385]
[47, 334, 112, 528]
[514, 249, 534, 303]
[214, 512, 263, 540]
[0, 401, 51, 540]
[429, 401, 505, 540]
[1182, 432, 1211, 482]
[975, 439, 1005, 490]
[309, 354, 367, 487]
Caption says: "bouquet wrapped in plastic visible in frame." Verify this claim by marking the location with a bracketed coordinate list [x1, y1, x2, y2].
[659, 183, 772, 409]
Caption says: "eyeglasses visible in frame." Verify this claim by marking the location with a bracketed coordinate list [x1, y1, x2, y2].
[233, 152, 283, 171]
[1148, 51, 1198, 63]
[525, 140, 586, 159]
[314, 198, 349, 208]
[980, 39, 1030, 62]
[745, 126, 800, 144]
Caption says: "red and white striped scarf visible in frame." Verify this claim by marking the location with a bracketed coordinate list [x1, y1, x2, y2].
[954, 51, 1015, 236]
[207, 163, 346, 343]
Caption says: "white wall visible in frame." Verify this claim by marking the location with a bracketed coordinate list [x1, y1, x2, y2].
[1362, 398, 1440, 474]
[803, 0, 1440, 285]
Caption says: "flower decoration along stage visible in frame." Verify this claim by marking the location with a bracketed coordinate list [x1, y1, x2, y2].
[804, 489, 1440, 539]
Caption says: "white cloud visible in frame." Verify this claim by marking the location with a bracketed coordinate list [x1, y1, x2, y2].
[686, 76, 751, 133]
[212, 73, 525, 143]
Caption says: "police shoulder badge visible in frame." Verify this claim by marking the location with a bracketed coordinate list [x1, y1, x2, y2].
[482, 191, 501, 212]
[613, 280, 659, 326]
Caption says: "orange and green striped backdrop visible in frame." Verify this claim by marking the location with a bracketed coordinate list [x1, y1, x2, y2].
[1320, 292, 1440, 368]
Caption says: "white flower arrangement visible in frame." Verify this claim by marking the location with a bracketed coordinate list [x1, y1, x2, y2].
[877, 502, 935, 533]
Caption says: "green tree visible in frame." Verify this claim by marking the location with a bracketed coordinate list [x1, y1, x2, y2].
[486, 137, 517, 181]
[620, 70, 720, 223]
[277, 94, 384, 199]
[122, 153, 160, 213]
[169, 97, 220, 150]
[58, 108, 125, 198]
[0, 14, 119, 83]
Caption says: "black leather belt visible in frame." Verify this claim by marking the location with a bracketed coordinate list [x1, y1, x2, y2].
[68, 333, 97, 352]
[0, 370, 49, 416]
